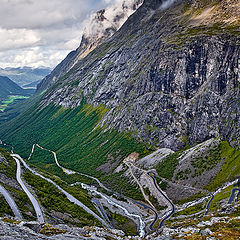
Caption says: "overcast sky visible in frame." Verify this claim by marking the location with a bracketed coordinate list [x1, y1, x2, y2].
[0, 0, 116, 69]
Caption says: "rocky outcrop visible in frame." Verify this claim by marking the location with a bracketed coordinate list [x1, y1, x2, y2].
[0, 219, 126, 240]
[2, 206, 240, 239]
[39, 0, 240, 150]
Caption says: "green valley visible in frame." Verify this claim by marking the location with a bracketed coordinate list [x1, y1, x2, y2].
[0, 0, 240, 239]
[0, 96, 29, 112]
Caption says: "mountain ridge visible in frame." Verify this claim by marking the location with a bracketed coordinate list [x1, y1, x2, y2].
[37, 0, 144, 92]
[37, 0, 240, 150]
[0, 0, 240, 238]
[0, 67, 51, 88]
[0, 76, 33, 100]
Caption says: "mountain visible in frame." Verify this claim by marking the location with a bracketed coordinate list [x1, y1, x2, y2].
[1, 0, 239, 189]
[0, 76, 23, 99]
[0, 67, 51, 88]
[37, 0, 143, 91]
[0, 76, 33, 100]
[0, 76, 35, 121]
[0, 0, 240, 237]
[37, 0, 240, 150]
[23, 80, 41, 89]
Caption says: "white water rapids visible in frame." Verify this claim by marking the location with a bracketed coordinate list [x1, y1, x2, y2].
[27, 144, 146, 236]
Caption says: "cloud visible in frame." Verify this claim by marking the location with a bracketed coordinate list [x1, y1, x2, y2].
[0, 0, 106, 30]
[161, 0, 178, 10]
[0, 0, 115, 68]
[83, 0, 143, 40]
[0, 47, 71, 68]
[0, 28, 40, 51]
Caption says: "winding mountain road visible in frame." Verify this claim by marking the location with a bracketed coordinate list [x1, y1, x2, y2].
[228, 188, 240, 204]
[82, 183, 145, 237]
[11, 154, 108, 228]
[22, 142, 239, 233]
[28, 144, 149, 235]
[33, 144, 111, 192]
[147, 173, 175, 230]
[0, 184, 22, 219]
[13, 156, 44, 223]
[131, 199, 158, 231]
[204, 193, 214, 215]
[91, 198, 111, 225]
[125, 161, 155, 209]
[2, 140, 238, 235]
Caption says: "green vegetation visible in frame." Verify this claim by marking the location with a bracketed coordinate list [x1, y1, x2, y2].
[0, 75, 34, 114]
[3, 183, 35, 220]
[143, 186, 167, 211]
[111, 212, 137, 236]
[0, 197, 13, 217]
[0, 101, 150, 178]
[2, 217, 21, 224]
[159, 181, 168, 191]
[23, 169, 100, 227]
[156, 140, 240, 194]
[210, 185, 233, 211]
[0, 147, 113, 226]
[156, 151, 183, 180]
[27, 145, 144, 202]
[206, 141, 240, 191]
[168, 21, 240, 47]
[174, 192, 207, 205]
[166, 213, 240, 240]
[40, 223, 67, 236]
[0, 148, 17, 178]
[0, 92, 41, 124]
[176, 168, 191, 180]
[209, 218, 240, 240]
[0, 148, 36, 220]
[100, 172, 143, 201]
[191, 143, 222, 177]
[174, 202, 204, 217]
[0, 96, 29, 111]
[28, 146, 63, 176]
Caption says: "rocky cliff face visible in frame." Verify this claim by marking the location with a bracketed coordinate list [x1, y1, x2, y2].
[37, 0, 143, 91]
[0, 1, 240, 237]
[39, 0, 240, 150]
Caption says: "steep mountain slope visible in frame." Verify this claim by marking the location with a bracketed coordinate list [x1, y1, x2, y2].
[37, 0, 143, 91]
[0, 67, 51, 88]
[0, 76, 35, 120]
[0, 0, 240, 238]
[0, 0, 239, 201]
[38, 0, 240, 150]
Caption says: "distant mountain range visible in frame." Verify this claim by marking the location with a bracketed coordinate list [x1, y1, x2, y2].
[0, 76, 34, 100]
[0, 66, 51, 88]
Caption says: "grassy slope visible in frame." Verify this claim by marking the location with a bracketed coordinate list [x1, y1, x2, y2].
[0, 101, 150, 177]
[22, 170, 100, 227]
[156, 140, 240, 192]
[0, 90, 41, 124]
[0, 96, 29, 112]
[206, 141, 240, 191]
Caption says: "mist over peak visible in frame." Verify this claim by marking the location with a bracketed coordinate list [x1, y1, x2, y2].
[83, 0, 143, 41]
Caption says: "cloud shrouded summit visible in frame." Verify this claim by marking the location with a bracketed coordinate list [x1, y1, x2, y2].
[0, 0, 133, 69]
